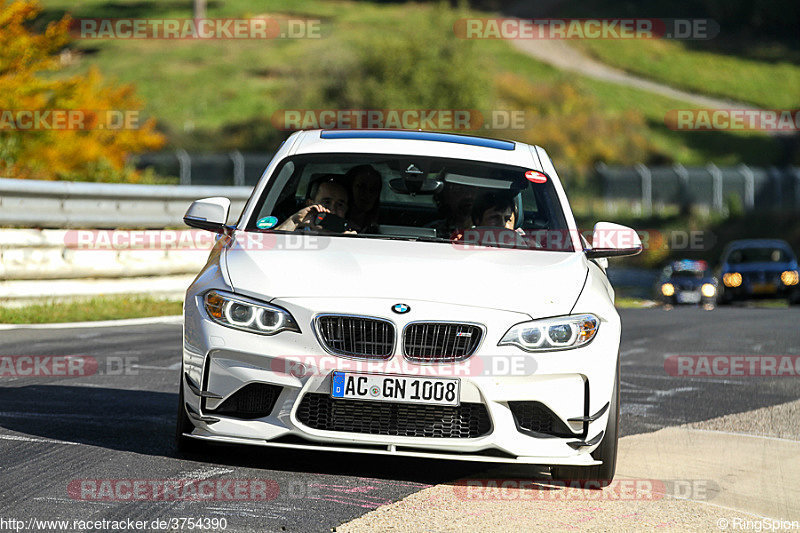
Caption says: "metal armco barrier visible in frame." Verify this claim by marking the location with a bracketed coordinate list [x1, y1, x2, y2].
[595, 164, 800, 214]
[0, 178, 253, 228]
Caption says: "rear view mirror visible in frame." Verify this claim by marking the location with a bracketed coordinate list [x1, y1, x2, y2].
[585, 222, 642, 259]
[184, 197, 231, 233]
[388, 178, 443, 195]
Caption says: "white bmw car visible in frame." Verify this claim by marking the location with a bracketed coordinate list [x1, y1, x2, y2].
[178, 129, 641, 483]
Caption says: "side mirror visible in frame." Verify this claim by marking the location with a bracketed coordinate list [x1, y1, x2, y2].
[184, 197, 231, 233]
[585, 222, 642, 259]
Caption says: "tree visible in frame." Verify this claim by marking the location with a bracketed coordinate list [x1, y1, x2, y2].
[0, 0, 164, 181]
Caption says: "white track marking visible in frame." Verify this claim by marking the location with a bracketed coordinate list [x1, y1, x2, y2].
[0, 315, 182, 331]
[0, 434, 80, 446]
[685, 428, 800, 444]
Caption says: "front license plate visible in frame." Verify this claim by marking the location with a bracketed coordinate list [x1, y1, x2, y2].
[752, 283, 776, 294]
[331, 372, 460, 407]
[676, 291, 701, 303]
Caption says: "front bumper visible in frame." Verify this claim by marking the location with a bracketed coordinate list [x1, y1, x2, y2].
[181, 292, 620, 467]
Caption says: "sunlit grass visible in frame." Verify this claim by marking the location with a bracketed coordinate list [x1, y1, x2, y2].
[0, 295, 182, 324]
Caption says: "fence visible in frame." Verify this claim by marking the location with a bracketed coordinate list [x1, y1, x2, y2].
[134, 151, 273, 186]
[595, 164, 800, 215]
[0, 178, 252, 229]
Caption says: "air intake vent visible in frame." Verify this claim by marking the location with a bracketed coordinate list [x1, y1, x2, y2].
[508, 401, 576, 438]
[208, 383, 282, 419]
[296, 393, 491, 438]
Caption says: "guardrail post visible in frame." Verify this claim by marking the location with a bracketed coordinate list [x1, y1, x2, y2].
[673, 163, 690, 212]
[707, 163, 723, 213]
[766, 166, 782, 210]
[794, 167, 800, 209]
[176, 149, 191, 186]
[230, 150, 245, 187]
[595, 162, 612, 212]
[635, 163, 652, 216]
[738, 164, 755, 211]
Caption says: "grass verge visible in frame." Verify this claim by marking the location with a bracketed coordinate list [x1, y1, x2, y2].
[614, 297, 656, 309]
[572, 39, 800, 110]
[0, 295, 182, 324]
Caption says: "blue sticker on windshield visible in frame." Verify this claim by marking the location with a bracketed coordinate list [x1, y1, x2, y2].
[256, 216, 278, 229]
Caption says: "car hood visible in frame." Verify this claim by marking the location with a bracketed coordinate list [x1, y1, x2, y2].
[223, 232, 588, 317]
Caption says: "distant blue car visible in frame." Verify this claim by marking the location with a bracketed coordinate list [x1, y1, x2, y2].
[655, 259, 718, 306]
[718, 239, 800, 305]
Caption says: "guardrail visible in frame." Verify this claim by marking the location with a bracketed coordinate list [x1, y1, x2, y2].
[0, 178, 253, 228]
[0, 228, 212, 302]
[595, 164, 800, 215]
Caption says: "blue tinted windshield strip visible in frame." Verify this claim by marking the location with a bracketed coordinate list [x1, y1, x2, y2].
[320, 130, 516, 151]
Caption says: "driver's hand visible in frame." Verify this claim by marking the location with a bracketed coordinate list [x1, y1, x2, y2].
[295, 204, 330, 231]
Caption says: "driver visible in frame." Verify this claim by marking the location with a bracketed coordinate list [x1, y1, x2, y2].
[275, 175, 350, 232]
[471, 192, 518, 230]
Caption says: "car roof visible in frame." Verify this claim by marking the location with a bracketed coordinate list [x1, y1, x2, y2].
[724, 239, 793, 251]
[289, 129, 540, 169]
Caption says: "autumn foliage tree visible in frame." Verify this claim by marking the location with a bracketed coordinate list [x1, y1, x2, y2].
[494, 73, 659, 185]
[0, 0, 164, 181]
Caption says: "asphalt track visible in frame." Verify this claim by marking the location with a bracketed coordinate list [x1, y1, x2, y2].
[0, 307, 798, 532]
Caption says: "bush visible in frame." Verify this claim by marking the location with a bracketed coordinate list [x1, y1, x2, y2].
[288, 4, 492, 114]
[0, 0, 164, 182]
[494, 73, 660, 183]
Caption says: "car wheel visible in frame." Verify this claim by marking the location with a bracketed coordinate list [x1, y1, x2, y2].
[175, 374, 202, 455]
[550, 356, 619, 488]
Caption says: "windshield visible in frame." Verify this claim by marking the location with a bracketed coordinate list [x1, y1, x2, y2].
[246, 153, 573, 251]
[726, 247, 792, 264]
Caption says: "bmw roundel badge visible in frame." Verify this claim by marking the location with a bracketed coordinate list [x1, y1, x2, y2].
[392, 303, 410, 314]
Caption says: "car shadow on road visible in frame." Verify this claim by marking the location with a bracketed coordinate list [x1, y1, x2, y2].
[0, 384, 549, 485]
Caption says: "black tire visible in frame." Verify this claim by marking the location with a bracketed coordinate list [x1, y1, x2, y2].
[550, 356, 620, 487]
[175, 377, 202, 455]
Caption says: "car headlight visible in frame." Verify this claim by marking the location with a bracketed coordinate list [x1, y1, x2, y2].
[661, 283, 675, 297]
[498, 314, 599, 352]
[781, 270, 799, 286]
[203, 290, 300, 335]
[723, 272, 742, 287]
[701, 283, 716, 298]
